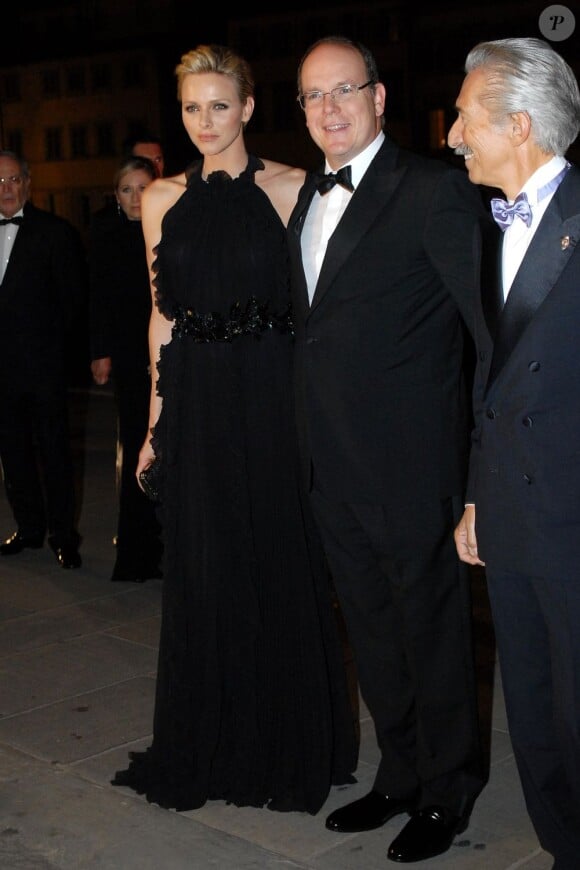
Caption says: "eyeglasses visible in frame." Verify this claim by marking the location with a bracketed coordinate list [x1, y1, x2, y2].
[297, 80, 375, 110]
[0, 175, 23, 185]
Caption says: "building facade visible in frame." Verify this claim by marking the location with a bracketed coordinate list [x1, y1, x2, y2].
[0, 0, 578, 235]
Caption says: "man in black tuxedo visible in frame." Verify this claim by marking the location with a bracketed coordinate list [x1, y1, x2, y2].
[0, 150, 86, 569]
[450, 38, 580, 868]
[288, 36, 486, 862]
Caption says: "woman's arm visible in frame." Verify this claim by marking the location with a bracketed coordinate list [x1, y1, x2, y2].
[137, 175, 186, 479]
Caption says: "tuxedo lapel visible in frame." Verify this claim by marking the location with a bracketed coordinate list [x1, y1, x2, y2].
[479, 218, 503, 340]
[487, 172, 580, 387]
[288, 174, 317, 321]
[311, 162, 406, 312]
[290, 138, 403, 315]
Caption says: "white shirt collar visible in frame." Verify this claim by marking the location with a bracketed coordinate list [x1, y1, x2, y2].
[325, 131, 385, 189]
[519, 155, 568, 206]
[0, 208, 24, 220]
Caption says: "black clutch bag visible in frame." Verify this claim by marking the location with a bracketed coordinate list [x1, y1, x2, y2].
[138, 461, 162, 502]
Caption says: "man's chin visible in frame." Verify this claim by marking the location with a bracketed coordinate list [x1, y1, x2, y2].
[464, 161, 479, 183]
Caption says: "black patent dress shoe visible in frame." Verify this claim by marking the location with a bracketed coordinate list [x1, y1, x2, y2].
[0, 531, 44, 555]
[387, 806, 468, 863]
[49, 540, 81, 569]
[326, 789, 417, 833]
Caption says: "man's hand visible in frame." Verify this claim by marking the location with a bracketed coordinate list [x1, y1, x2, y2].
[454, 504, 485, 566]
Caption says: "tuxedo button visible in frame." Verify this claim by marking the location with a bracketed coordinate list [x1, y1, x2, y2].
[486, 408, 497, 420]
[528, 361, 540, 372]
[523, 473, 533, 484]
[522, 416, 533, 427]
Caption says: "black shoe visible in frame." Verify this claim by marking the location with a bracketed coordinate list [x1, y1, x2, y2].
[48, 539, 81, 569]
[387, 806, 468, 863]
[326, 789, 417, 833]
[0, 531, 43, 555]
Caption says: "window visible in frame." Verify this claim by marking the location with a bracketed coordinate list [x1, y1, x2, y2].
[429, 110, 446, 150]
[45, 127, 63, 161]
[70, 125, 88, 158]
[6, 130, 23, 155]
[41, 68, 61, 99]
[91, 63, 112, 93]
[122, 61, 145, 89]
[1, 73, 21, 103]
[66, 65, 86, 95]
[95, 122, 115, 156]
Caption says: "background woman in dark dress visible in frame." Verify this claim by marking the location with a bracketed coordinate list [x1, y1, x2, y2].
[89, 156, 163, 582]
[112, 44, 357, 814]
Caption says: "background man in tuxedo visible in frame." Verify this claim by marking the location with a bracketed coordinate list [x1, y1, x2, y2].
[450, 38, 580, 868]
[288, 35, 485, 863]
[0, 150, 87, 569]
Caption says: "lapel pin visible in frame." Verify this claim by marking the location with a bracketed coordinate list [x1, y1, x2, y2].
[560, 235, 575, 250]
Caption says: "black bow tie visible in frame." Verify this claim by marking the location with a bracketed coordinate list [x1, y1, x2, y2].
[0, 216, 23, 226]
[315, 165, 354, 195]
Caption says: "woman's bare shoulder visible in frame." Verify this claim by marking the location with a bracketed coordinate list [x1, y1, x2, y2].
[256, 159, 306, 226]
[258, 158, 306, 186]
[143, 173, 187, 212]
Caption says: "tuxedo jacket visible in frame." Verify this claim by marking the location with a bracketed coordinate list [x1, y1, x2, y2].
[467, 165, 580, 577]
[287, 136, 485, 506]
[0, 201, 88, 395]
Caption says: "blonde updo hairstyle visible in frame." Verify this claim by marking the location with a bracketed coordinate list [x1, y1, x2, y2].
[175, 44, 255, 105]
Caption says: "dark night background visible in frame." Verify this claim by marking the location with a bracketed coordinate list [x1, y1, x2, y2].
[3, 0, 579, 171]
[2, 0, 579, 175]
[1, 0, 578, 383]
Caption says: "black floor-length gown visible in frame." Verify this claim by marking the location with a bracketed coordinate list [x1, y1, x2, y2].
[112, 157, 358, 813]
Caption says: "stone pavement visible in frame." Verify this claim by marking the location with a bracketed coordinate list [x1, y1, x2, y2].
[0, 388, 552, 869]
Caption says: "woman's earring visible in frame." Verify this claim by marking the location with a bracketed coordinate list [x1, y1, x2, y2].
[116, 200, 121, 215]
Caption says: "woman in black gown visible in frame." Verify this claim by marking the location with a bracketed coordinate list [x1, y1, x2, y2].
[89, 156, 163, 582]
[112, 44, 357, 814]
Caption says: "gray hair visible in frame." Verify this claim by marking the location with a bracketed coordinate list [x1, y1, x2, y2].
[0, 150, 30, 177]
[465, 37, 580, 155]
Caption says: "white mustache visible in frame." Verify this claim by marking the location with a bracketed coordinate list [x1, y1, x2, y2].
[454, 144, 473, 157]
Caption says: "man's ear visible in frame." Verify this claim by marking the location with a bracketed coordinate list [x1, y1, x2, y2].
[374, 82, 387, 118]
[509, 111, 531, 144]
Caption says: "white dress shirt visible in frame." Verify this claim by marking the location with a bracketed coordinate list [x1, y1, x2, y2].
[0, 208, 24, 284]
[501, 155, 568, 300]
[302, 132, 385, 303]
